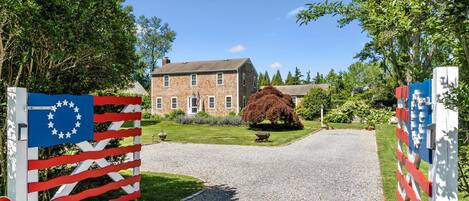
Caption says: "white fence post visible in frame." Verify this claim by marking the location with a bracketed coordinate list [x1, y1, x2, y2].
[6, 87, 28, 201]
[431, 67, 458, 201]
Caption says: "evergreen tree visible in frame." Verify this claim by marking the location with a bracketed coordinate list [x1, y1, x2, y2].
[257, 72, 264, 88]
[271, 70, 284, 85]
[285, 71, 294, 85]
[261, 71, 271, 86]
[293, 67, 303, 84]
[304, 70, 312, 84]
[314, 72, 325, 84]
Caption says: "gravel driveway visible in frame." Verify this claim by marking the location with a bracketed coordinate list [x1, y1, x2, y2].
[140, 129, 384, 201]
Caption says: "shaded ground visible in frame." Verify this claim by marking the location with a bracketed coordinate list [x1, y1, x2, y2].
[140, 129, 383, 201]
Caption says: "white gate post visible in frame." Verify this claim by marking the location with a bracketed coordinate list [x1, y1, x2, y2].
[6, 87, 28, 201]
[431, 67, 458, 201]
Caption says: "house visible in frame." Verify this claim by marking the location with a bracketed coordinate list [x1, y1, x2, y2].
[151, 57, 258, 116]
[272, 84, 329, 106]
[122, 81, 149, 96]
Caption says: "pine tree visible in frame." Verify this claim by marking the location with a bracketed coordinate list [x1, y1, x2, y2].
[285, 71, 294, 85]
[257, 72, 264, 88]
[261, 71, 271, 86]
[271, 70, 284, 85]
[304, 70, 312, 84]
[314, 72, 325, 84]
[293, 67, 303, 84]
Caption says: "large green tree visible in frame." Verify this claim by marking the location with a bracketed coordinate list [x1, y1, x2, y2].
[0, 0, 138, 195]
[260, 71, 271, 86]
[136, 16, 176, 90]
[271, 70, 284, 85]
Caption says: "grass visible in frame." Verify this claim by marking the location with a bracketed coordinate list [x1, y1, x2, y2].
[375, 124, 430, 201]
[123, 120, 321, 146]
[92, 171, 204, 201]
[327, 122, 368, 130]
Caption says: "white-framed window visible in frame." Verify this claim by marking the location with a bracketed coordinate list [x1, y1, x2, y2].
[156, 97, 163, 109]
[217, 72, 224, 85]
[253, 76, 257, 89]
[163, 75, 170, 87]
[191, 74, 197, 86]
[292, 96, 298, 106]
[242, 72, 246, 86]
[208, 96, 215, 109]
[171, 97, 177, 109]
[225, 96, 232, 109]
[243, 96, 247, 107]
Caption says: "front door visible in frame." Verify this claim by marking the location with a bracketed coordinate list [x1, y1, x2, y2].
[188, 97, 198, 114]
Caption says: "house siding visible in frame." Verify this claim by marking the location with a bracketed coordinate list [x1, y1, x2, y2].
[237, 61, 258, 111]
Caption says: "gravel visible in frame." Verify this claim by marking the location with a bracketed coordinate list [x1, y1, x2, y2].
[140, 129, 384, 201]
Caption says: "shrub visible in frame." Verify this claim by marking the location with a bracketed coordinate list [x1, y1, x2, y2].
[228, 111, 237, 117]
[195, 111, 210, 118]
[295, 88, 330, 120]
[151, 114, 163, 123]
[365, 108, 393, 129]
[142, 112, 153, 119]
[324, 109, 352, 123]
[242, 86, 303, 129]
[167, 109, 185, 120]
[174, 115, 244, 126]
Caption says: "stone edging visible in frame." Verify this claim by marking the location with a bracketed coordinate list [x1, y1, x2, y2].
[181, 187, 207, 201]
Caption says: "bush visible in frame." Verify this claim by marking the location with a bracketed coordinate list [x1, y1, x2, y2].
[365, 108, 393, 129]
[295, 88, 330, 120]
[195, 111, 210, 118]
[242, 86, 303, 129]
[173, 115, 244, 126]
[167, 109, 185, 120]
[228, 111, 237, 117]
[324, 109, 351, 123]
[142, 112, 153, 119]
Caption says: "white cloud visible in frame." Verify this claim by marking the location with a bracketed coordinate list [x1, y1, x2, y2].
[287, 6, 306, 17]
[227, 44, 246, 53]
[269, 62, 282, 69]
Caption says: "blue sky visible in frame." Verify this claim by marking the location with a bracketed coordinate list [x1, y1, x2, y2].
[125, 0, 369, 78]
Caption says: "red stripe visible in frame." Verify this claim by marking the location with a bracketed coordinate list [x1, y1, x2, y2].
[395, 128, 409, 146]
[396, 189, 405, 201]
[395, 149, 432, 197]
[396, 171, 420, 201]
[396, 108, 409, 123]
[109, 191, 141, 201]
[28, 145, 141, 170]
[53, 175, 140, 201]
[402, 86, 409, 99]
[94, 112, 141, 123]
[94, 96, 142, 106]
[28, 160, 141, 192]
[94, 128, 142, 141]
[395, 87, 402, 99]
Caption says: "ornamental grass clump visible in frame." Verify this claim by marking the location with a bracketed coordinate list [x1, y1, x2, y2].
[242, 86, 303, 129]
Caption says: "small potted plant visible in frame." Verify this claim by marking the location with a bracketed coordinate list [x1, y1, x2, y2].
[158, 130, 167, 141]
[255, 131, 270, 142]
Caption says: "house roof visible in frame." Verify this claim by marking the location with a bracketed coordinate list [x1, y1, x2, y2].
[122, 81, 149, 96]
[152, 58, 250, 75]
[271, 84, 329, 96]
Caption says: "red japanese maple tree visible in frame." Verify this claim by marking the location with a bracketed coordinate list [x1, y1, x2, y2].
[242, 86, 303, 129]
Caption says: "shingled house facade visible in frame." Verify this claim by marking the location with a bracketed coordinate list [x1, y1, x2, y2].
[151, 57, 257, 116]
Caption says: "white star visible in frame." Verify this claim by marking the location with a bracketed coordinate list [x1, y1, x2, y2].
[58, 132, 64, 139]
[74, 106, 79, 113]
[69, 101, 75, 108]
[47, 112, 54, 120]
[63, 99, 68, 106]
[48, 121, 54, 128]
[65, 132, 71, 138]
[75, 121, 81, 128]
[52, 128, 58, 135]
[76, 114, 82, 120]
[71, 128, 77, 134]
[56, 101, 62, 107]
[51, 106, 57, 112]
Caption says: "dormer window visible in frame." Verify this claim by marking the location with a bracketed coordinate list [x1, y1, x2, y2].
[163, 75, 170, 87]
[217, 72, 224, 85]
[191, 74, 197, 86]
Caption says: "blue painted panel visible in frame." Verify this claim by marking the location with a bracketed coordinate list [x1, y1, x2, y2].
[28, 93, 94, 148]
[407, 79, 432, 163]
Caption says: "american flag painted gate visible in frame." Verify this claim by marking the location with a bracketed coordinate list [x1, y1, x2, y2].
[7, 88, 142, 201]
[394, 67, 458, 201]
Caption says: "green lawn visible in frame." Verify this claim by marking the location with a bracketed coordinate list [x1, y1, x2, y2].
[93, 171, 204, 201]
[123, 120, 321, 146]
[327, 122, 369, 130]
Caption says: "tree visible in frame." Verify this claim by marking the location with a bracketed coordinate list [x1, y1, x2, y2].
[0, 0, 138, 196]
[242, 86, 303, 128]
[304, 70, 312, 84]
[257, 72, 264, 88]
[260, 71, 271, 86]
[136, 16, 176, 90]
[314, 72, 325, 84]
[285, 71, 294, 85]
[271, 70, 284, 85]
[295, 88, 330, 120]
[293, 67, 303, 84]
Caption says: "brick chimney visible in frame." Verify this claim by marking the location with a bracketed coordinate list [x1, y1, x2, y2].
[162, 57, 171, 66]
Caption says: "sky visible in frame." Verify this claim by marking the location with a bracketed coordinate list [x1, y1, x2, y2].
[124, 0, 369, 78]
